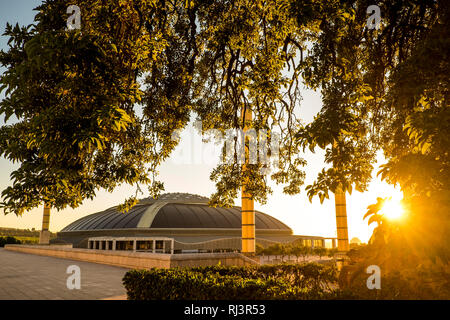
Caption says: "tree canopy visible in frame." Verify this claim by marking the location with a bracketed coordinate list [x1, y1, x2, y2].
[0, 0, 192, 214]
[0, 0, 448, 225]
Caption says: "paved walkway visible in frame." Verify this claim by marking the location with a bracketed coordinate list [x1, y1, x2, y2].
[0, 248, 129, 300]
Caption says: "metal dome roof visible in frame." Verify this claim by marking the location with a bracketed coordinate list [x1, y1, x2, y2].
[61, 193, 292, 232]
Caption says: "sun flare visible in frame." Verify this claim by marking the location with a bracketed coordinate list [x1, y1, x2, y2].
[380, 198, 405, 220]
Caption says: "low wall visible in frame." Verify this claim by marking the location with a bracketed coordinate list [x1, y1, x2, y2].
[4, 244, 258, 269]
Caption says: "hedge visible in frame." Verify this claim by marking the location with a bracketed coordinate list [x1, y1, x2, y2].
[0, 236, 22, 247]
[123, 263, 348, 300]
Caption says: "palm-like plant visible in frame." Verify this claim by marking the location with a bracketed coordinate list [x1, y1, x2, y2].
[363, 197, 388, 227]
[364, 197, 398, 246]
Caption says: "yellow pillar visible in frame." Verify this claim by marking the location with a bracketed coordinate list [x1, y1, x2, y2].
[334, 187, 349, 253]
[332, 140, 349, 254]
[241, 107, 255, 255]
[39, 203, 51, 244]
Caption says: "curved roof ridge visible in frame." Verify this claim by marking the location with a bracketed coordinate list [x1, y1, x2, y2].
[137, 201, 169, 228]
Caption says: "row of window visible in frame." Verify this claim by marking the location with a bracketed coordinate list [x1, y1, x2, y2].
[88, 240, 172, 253]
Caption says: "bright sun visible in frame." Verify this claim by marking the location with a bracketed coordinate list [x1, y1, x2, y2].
[380, 198, 405, 220]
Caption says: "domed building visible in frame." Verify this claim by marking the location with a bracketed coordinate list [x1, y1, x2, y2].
[55, 193, 335, 253]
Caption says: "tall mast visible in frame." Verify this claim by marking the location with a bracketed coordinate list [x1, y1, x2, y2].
[241, 107, 255, 255]
[333, 140, 349, 254]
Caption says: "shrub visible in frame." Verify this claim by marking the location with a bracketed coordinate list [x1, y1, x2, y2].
[0, 236, 22, 247]
[340, 257, 450, 299]
[123, 263, 348, 300]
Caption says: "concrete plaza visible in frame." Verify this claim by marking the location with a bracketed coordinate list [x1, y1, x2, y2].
[0, 248, 129, 300]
